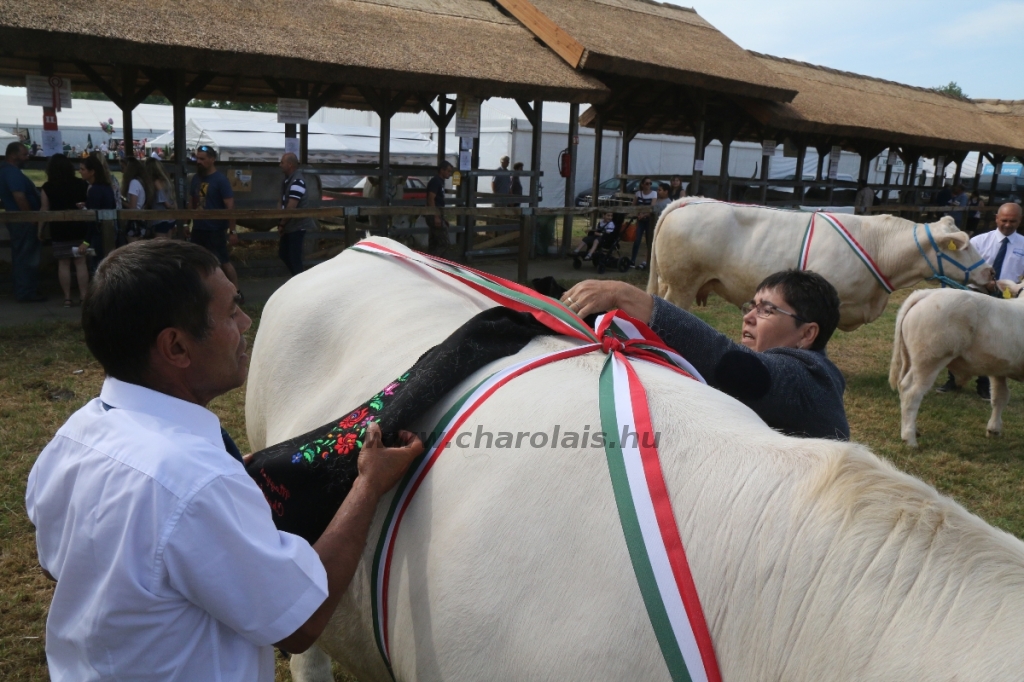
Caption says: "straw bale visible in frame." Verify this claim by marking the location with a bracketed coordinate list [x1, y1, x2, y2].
[525, 0, 794, 101]
[0, 0, 608, 102]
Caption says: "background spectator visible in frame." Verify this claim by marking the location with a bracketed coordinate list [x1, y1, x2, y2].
[492, 155, 512, 201]
[189, 145, 239, 286]
[79, 154, 116, 263]
[966, 190, 984, 235]
[668, 175, 685, 201]
[120, 158, 151, 243]
[510, 161, 524, 206]
[39, 154, 90, 307]
[145, 157, 177, 239]
[0, 141, 45, 302]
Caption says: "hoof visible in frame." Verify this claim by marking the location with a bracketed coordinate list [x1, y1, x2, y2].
[987, 429, 1002, 438]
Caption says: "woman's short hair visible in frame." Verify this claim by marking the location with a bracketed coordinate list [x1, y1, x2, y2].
[83, 241, 220, 384]
[756, 270, 841, 351]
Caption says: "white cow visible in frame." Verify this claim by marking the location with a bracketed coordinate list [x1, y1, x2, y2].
[647, 198, 992, 331]
[247, 238, 1024, 682]
[890, 281, 1024, 447]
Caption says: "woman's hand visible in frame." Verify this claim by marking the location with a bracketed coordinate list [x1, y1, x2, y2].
[561, 280, 655, 323]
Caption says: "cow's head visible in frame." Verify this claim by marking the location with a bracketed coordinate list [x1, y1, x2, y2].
[924, 217, 993, 287]
[995, 279, 1024, 299]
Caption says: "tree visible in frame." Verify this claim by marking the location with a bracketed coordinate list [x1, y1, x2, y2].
[933, 81, 969, 100]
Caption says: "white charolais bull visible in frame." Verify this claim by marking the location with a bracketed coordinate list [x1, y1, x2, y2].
[890, 281, 1024, 447]
[647, 198, 992, 330]
[248, 238, 1024, 682]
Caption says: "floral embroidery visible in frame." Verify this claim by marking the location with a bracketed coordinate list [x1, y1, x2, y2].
[289, 371, 411, 465]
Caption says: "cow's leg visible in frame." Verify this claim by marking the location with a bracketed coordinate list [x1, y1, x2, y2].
[899, 363, 945, 447]
[290, 645, 334, 682]
[987, 376, 1010, 437]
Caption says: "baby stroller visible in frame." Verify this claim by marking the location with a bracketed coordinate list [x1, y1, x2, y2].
[573, 215, 632, 274]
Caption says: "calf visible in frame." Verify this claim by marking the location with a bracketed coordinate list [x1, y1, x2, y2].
[889, 281, 1024, 446]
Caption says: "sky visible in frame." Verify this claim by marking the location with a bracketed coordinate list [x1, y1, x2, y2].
[681, 0, 1024, 100]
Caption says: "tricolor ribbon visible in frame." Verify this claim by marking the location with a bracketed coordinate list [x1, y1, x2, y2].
[355, 241, 719, 682]
[799, 211, 894, 294]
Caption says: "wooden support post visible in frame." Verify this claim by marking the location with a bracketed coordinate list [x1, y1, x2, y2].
[760, 140, 773, 205]
[690, 99, 707, 196]
[989, 153, 1004, 200]
[518, 212, 532, 284]
[529, 100, 543, 260]
[719, 137, 733, 200]
[345, 214, 358, 247]
[973, 153, 985, 192]
[562, 102, 579, 256]
[882, 150, 894, 205]
[463, 134, 480, 260]
[591, 112, 603, 225]
[379, 90, 392, 215]
[794, 145, 806, 204]
[933, 155, 946, 188]
[620, 129, 631, 195]
[121, 67, 136, 157]
[299, 124, 309, 164]
[436, 96, 448, 169]
[173, 70, 187, 208]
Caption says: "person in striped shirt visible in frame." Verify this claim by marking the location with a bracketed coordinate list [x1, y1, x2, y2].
[278, 153, 316, 276]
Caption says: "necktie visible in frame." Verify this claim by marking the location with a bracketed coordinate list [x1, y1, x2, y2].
[992, 236, 1010, 279]
[221, 428, 244, 463]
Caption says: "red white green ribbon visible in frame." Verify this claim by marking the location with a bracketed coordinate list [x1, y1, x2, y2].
[803, 212, 894, 293]
[355, 242, 718, 682]
[798, 212, 816, 270]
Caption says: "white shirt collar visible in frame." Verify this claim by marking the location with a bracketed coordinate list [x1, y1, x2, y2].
[99, 376, 224, 449]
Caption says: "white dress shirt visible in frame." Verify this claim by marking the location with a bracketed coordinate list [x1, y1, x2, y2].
[26, 377, 328, 682]
[970, 229, 1024, 282]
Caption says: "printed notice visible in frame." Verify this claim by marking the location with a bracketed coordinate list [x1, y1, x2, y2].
[26, 76, 71, 108]
[455, 96, 481, 138]
[278, 98, 310, 125]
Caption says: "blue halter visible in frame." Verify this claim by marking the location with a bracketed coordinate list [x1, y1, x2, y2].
[913, 222, 987, 289]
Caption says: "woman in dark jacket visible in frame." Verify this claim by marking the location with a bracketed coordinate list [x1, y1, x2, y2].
[80, 154, 117, 264]
[39, 154, 90, 306]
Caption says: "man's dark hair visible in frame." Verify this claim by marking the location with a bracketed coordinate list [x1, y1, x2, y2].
[756, 269, 840, 351]
[83, 240, 220, 384]
[437, 160, 453, 172]
[5, 141, 24, 158]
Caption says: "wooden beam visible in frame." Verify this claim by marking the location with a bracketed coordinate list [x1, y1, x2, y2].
[74, 61, 124, 108]
[494, 0, 586, 68]
[184, 72, 216, 102]
[515, 98, 536, 127]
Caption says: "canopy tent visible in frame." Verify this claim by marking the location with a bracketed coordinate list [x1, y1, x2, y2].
[145, 118, 447, 164]
[0, 128, 17, 144]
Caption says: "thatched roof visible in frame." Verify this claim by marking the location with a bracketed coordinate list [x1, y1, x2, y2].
[741, 53, 1024, 156]
[974, 99, 1024, 116]
[511, 0, 795, 102]
[0, 0, 609, 110]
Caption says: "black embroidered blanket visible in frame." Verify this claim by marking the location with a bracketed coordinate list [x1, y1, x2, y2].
[246, 307, 554, 544]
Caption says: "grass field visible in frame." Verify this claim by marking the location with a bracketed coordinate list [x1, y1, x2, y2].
[2, 279, 1022, 680]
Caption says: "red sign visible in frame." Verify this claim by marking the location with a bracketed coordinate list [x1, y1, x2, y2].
[43, 107, 58, 131]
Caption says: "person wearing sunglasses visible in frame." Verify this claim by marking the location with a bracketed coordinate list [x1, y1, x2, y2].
[561, 269, 848, 440]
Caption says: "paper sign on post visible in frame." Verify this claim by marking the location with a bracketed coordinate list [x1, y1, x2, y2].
[460, 136, 473, 151]
[761, 140, 777, 157]
[887, 149, 898, 166]
[41, 130, 63, 157]
[26, 76, 71, 109]
[284, 137, 300, 155]
[693, 159, 705, 172]
[277, 98, 309, 125]
[459, 150, 472, 171]
[454, 96, 481, 138]
[828, 145, 842, 180]
[229, 169, 253, 192]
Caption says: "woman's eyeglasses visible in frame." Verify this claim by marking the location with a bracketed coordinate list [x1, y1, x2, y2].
[741, 300, 807, 323]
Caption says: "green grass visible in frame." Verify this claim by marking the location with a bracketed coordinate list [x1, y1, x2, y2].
[2, 284, 1023, 679]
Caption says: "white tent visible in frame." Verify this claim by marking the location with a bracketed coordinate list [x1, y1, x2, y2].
[145, 118, 444, 165]
[0, 128, 17, 144]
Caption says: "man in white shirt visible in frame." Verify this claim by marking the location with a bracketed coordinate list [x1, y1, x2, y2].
[937, 202, 1022, 398]
[26, 240, 423, 681]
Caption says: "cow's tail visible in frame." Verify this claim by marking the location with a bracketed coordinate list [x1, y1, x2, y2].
[889, 289, 932, 391]
[646, 196, 709, 295]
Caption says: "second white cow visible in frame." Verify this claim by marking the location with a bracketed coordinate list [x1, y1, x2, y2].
[648, 198, 992, 331]
[890, 281, 1024, 446]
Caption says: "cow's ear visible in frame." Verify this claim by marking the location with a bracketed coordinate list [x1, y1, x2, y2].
[943, 231, 970, 251]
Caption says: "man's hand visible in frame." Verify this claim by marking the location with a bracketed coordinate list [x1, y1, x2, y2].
[357, 422, 424, 497]
[561, 280, 654, 323]
[228, 232, 239, 247]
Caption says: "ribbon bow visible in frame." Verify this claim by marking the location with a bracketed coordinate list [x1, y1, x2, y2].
[352, 241, 721, 682]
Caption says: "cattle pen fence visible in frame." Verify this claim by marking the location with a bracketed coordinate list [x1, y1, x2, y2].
[0, 202, 1010, 284]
